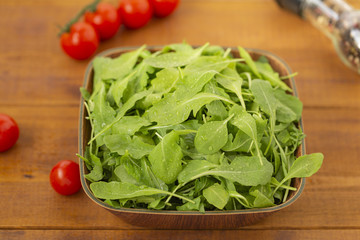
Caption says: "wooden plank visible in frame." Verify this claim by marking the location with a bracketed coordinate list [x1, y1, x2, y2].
[0, 0, 359, 108]
[0, 106, 359, 229]
[1, 230, 360, 240]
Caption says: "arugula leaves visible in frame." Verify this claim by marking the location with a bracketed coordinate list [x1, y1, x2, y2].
[203, 183, 229, 209]
[146, 92, 235, 125]
[80, 44, 323, 211]
[194, 114, 233, 154]
[148, 131, 187, 184]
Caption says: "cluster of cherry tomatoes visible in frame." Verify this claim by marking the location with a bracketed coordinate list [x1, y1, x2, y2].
[60, 0, 180, 60]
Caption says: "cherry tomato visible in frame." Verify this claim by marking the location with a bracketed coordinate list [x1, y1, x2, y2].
[60, 22, 99, 60]
[118, 0, 153, 29]
[149, 0, 180, 18]
[84, 2, 121, 41]
[50, 160, 81, 195]
[0, 114, 19, 152]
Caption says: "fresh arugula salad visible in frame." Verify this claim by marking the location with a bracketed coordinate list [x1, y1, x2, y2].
[79, 43, 323, 211]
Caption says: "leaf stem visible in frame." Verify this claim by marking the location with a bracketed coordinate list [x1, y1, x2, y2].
[230, 192, 251, 208]
[274, 135, 288, 175]
[155, 132, 163, 140]
[202, 114, 207, 123]
[174, 129, 198, 135]
[223, 48, 231, 58]
[57, 0, 100, 37]
[164, 184, 184, 204]
[89, 120, 113, 145]
[177, 67, 184, 80]
[83, 101, 95, 154]
[76, 153, 91, 165]
[244, 72, 252, 88]
[164, 191, 196, 203]
[282, 180, 291, 203]
[280, 72, 298, 80]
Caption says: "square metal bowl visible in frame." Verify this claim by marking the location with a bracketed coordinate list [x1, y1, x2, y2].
[78, 46, 306, 229]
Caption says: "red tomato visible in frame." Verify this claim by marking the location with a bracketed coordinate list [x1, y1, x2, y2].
[50, 160, 81, 195]
[60, 22, 99, 60]
[84, 2, 121, 41]
[149, 0, 180, 18]
[118, 0, 153, 29]
[0, 114, 19, 152]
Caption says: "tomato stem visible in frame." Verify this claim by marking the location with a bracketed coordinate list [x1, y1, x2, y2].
[57, 0, 100, 37]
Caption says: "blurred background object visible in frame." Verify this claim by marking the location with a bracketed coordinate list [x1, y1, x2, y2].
[276, 0, 360, 74]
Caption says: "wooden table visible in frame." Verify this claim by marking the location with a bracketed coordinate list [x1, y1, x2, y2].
[1, 0, 360, 239]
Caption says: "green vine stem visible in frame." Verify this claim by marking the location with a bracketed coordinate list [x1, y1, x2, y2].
[57, 0, 100, 37]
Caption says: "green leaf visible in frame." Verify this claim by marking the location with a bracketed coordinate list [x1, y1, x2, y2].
[117, 153, 142, 184]
[255, 61, 292, 92]
[146, 92, 235, 126]
[206, 101, 228, 121]
[93, 46, 145, 89]
[104, 199, 121, 208]
[114, 165, 139, 185]
[140, 158, 168, 191]
[104, 134, 154, 159]
[203, 183, 229, 209]
[165, 43, 194, 53]
[238, 47, 260, 78]
[178, 160, 218, 184]
[90, 181, 194, 203]
[202, 45, 225, 56]
[250, 80, 278, 117]
[194, 114, 233, 154]
[85, 153, 103, 182]
[285, 153, 324, 180]
[250, 80, 277, 147]
[188, 156, 273, 186]
[249, 184, 275, 208]
[91, 182, 159, 199]
[90, 82, 116, 146]
[151, 68, 180, 93]
[273, 148, 281, 174]
[221, 131, 252, 152]
[80, 87, 90, 101]
[175, 70, 218, 100]
[148, 131, 184, 184]
[174, 57, 239, 100]
[137, 68, 180, 109]
[215, 68, 246, 108]
[109, 71, 137, 106]
[274, 89, 303, 123]
[274, 153, 324, 193]
[229, 106, 257, 144]
[229, 191, 252, 208]
[89, 89, 151, 144]
[144, 43, 209, 68]
[148, 198, 166, 210]
[176, 196, 202, 211]
[112, 116, 151, 135]
[211, 157, 273, 186]
[229, 105, 263, 164]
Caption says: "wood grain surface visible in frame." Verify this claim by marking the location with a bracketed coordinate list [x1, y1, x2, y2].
[1, 0, 360, 239]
